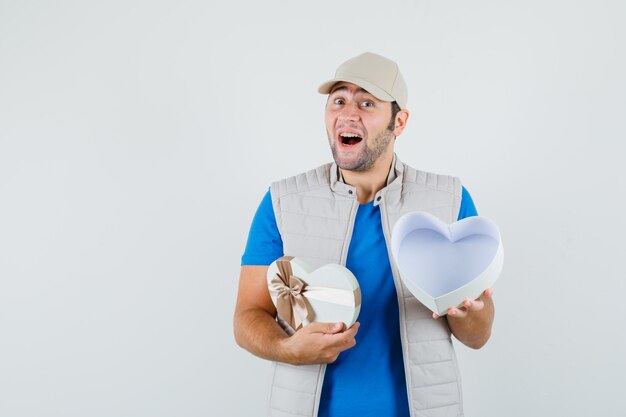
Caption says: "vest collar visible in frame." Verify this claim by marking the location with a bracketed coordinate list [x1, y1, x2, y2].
[329, 154, 405, 205]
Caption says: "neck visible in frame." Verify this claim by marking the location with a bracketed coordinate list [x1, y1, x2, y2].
[340, 152, 394, 204]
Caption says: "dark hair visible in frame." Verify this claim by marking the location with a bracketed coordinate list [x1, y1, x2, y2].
[387, 101, 402, 131]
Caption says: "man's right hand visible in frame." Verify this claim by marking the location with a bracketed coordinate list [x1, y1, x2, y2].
[234, 265, 359, 366]
[279, 322, 360, 365]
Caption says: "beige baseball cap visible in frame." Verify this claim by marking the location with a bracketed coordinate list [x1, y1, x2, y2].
[318, 52, 408, 109]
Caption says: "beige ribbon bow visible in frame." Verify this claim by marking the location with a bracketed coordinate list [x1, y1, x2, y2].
[269, 256, 310, 331]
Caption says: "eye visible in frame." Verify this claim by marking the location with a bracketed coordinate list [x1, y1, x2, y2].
[360, 100, 374, 108]
[333, 98, 345, 105]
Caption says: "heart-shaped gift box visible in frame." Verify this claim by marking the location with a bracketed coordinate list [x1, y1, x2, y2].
[267, 256, 361, 332]
[391, 212, 503, 315]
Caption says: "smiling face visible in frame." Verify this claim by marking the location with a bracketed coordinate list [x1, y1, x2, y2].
[325, 82, 405, 172]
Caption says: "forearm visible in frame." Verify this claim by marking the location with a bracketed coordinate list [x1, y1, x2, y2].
[233, 307, 292, 363]
[447, 296, 494, 349]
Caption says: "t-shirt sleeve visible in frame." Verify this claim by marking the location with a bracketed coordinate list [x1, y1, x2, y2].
[241, 189, 284, 266]
[457, 186, 478, 220]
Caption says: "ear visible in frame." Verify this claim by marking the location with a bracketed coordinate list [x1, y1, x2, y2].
[392, 110, 409, 137]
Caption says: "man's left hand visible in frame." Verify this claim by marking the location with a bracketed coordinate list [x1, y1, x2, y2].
[432, 288, 494, 320]
[431, 288, 495, 349]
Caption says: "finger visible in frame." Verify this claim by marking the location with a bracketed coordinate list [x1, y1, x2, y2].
[329, 322, 345, 333]
[349, 322, 360, 331]
[342, 322, 360, 337]
[330, 323, 360, 347]
[308, 322, 344, 334]
[447, 307, 468, 318]
[483, 288, 494, 298]
[432, 312, 440, 319]
[463, 298, 484, 312]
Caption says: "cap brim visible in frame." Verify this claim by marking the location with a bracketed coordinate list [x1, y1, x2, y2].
[318, 76, 395, 103]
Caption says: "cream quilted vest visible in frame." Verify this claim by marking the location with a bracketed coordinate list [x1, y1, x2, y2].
[268, 155, 464, 417]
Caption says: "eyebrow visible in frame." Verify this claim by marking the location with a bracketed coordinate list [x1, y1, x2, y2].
[329, 86, 370, 96]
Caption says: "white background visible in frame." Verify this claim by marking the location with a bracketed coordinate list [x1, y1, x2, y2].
[1, 1, 625, 416]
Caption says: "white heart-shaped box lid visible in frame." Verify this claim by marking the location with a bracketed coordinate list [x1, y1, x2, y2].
[391, 212, 503, 315]
[267, 257, 361, 331]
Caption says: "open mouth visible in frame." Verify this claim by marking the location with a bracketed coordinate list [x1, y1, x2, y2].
[338, 132, 363, 146]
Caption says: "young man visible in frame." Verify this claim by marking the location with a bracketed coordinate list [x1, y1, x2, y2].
[234, 52, 494, 417]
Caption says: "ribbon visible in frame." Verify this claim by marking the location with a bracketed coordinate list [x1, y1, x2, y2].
[269, 256, 360, 331]
[269, 256, 309, 331]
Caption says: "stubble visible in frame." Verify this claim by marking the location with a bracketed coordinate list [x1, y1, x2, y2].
[329, 128, 395, 172]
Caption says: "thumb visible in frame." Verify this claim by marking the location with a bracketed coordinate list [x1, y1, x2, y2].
[321, 322, 344, 334]
[329, 322, 345, 333]
[309, 322, 344, 334]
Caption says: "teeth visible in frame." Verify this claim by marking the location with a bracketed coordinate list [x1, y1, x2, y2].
[340, 133, 361, 138]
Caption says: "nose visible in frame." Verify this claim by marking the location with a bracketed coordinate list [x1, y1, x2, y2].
[337, 104, 360, 122]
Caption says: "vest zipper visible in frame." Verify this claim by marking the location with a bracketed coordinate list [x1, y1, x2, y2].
[312, 196, 359, 417]
[378, 198, 416, 417]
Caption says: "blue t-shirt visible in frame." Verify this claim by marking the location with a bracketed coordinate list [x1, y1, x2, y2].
[241, 186, 477, 417]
